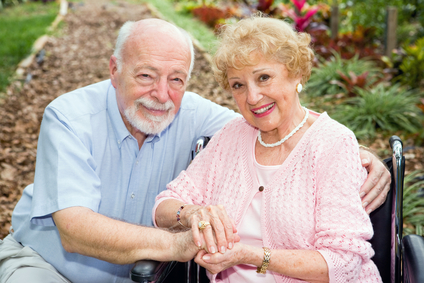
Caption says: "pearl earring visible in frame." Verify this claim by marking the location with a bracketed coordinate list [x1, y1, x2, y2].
[296, 83, 303, 94]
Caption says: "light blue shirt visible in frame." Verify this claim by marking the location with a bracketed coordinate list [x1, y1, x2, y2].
[11, 80, 239, 282]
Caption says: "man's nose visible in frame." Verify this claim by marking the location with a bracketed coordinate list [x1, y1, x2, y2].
[151, 78, 170, 104]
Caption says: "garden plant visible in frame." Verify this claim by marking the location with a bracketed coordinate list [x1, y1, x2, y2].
[152, 0, 424, 236]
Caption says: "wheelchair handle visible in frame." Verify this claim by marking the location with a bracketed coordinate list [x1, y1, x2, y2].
[389, 135, 403, 150]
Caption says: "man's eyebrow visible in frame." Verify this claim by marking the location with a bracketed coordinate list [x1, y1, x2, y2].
[173, 69, 188, 76]
[134, 65, 158, 73]
[133, 65, 187, 77]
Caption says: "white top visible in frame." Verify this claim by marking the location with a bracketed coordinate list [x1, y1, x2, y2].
[220, 144, 280, 282]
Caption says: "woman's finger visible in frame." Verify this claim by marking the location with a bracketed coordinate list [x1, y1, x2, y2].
[190, 214, 203, 248]
[200, 219, 218, 254]
[216, 205, 235, 250]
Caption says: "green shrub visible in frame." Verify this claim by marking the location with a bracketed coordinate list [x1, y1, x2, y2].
[403, 170, 424, 237]
[332, 83, 424, 139]
[397, 37, 424, 89]
[306, 52, 380, 97]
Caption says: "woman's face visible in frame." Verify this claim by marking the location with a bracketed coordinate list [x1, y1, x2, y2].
[227, 53, 301, 134]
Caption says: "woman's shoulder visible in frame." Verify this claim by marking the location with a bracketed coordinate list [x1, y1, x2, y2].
[313, 112, 357, 140]
[220, 116, 253, 134]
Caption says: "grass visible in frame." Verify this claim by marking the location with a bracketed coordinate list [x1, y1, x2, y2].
[0, 1, 58, 95]
[135, 0, 218, 54]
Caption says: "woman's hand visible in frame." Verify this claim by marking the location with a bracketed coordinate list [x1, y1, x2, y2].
[194, 243, 250, 274]
[358, 148, 391, 214]
[184, 204, 238, 254]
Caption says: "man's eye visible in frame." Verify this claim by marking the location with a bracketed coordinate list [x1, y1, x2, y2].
[141, 74, 150, 78]
[259, 75, 270, 82]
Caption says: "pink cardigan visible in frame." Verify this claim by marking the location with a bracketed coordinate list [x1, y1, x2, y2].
[155, 112, 382, 283]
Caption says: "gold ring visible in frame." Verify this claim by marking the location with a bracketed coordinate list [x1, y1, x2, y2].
[198, 221, 210, 230]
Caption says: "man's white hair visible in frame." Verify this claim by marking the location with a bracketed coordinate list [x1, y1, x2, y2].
[113, 21, 195, 80]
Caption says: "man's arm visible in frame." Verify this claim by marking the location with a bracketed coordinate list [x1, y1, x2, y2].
[53, 206, 199, 264]
[358, 148, 391, 214]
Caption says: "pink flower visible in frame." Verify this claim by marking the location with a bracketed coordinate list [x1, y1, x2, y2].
[295, 8, 317, 31]
[291, 0, 307, 11]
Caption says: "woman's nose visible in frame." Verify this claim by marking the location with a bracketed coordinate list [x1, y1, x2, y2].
[246, 85, 263, 105]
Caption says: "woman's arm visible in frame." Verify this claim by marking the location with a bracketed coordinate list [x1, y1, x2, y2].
[195, 243, 329, 283]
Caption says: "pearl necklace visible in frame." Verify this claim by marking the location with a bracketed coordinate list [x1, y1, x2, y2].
[258, 107, 309, 148]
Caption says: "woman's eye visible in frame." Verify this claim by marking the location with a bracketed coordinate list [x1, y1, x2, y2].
[140, 74, 150, 78]
[232, 83, 242, 89]
[259, 74, 270, 82]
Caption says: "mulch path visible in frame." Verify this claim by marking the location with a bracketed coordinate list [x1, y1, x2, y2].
[0, 0, 422, 239]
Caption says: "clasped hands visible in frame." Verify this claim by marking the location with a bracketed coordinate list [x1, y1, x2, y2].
[182, 204, 245, 274]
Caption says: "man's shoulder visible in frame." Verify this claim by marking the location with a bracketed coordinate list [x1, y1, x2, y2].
[47, 80, 111, 120]
[180, 91, 219, 110]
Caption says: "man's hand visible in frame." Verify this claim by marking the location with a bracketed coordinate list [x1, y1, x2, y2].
[172, 230, 206, 262]
[359, 148, 391, 214]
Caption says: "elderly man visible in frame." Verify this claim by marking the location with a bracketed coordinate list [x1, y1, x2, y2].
[0, 19, 389, 283]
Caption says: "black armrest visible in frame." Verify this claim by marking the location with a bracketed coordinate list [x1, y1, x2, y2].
[402, 234, 424, 283]
[130, 260, 177, 283]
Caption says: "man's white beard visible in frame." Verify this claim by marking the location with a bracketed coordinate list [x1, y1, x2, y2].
[124, 97, 176, 135]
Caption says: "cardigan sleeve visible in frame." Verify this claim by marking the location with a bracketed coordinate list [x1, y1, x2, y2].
[314, 131, 372, 283]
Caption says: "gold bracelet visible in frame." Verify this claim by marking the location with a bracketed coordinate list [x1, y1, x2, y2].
[256, 247, 271, 274]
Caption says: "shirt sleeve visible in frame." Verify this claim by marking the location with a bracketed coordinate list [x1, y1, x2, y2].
[30, 106, 102, 226]
[314, 132, 372, 282]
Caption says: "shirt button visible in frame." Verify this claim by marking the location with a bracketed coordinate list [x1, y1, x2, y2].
[131, 193, 135, 199]
[259, 186, 264, 192]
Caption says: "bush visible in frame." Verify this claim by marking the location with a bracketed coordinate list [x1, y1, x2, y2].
[306, 52, 380, 97]
[332, 83, 424, 139]
[397, 37, 424, 89]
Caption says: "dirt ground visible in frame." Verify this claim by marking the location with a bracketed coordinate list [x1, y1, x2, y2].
[0, 0, 422, 239]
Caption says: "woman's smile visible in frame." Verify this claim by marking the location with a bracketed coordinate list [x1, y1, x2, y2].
[251, 102, 275, 117]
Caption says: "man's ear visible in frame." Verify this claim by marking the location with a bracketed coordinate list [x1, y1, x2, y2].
[109, 55, 118, 88]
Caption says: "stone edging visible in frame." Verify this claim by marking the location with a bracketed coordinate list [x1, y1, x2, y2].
[15, 0, 68, 79]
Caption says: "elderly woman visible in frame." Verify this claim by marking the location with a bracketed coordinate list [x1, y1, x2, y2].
[154, 16, 382, 283]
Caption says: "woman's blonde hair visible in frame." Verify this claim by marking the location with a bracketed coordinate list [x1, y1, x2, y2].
[213, 15, 315, 90]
